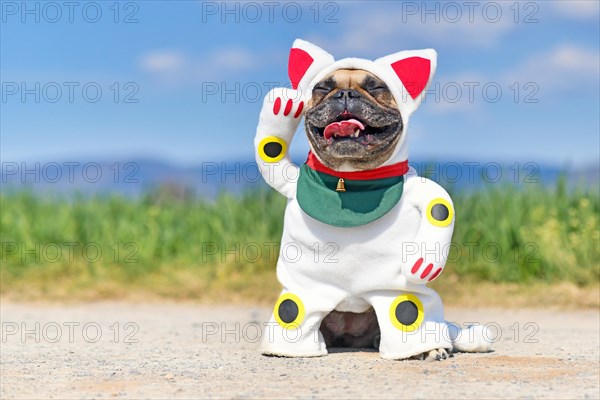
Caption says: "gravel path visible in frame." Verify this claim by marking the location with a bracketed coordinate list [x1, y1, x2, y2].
[1, 302, 598, 399]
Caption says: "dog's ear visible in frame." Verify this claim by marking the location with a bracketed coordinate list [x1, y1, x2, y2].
[289, 39, 335, 97]
[375, 49, 437, 115]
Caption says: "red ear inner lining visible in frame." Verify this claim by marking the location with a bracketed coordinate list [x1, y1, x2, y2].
[390, 57, 431, 99]
[288, 48, 314, 90]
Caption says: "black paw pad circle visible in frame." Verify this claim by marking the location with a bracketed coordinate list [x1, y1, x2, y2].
[426, 198, 454, 227]
[258, 136, 287, 163]
[274, 293, 305, 329]
[390, 294, 424, 332]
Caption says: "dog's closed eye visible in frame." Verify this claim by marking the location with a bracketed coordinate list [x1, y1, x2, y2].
[367, 86, 387, 94]
[312, 77, 336, 96]
[361, 76, 389, 92]
[313, 85, 331, 94]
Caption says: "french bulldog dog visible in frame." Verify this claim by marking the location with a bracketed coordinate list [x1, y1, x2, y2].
[305, 68, 403, 172]
[254, 39, 491, 360]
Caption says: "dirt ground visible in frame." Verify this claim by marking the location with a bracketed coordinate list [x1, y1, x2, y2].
[1, 302, 598, 399]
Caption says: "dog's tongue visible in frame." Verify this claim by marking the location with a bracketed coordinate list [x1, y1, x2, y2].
[323, 119, 365, 140]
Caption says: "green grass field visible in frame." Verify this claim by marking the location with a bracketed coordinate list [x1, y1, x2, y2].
[1, 180, 598, 304]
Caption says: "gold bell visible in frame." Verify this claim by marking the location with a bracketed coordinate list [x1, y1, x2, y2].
[335, 178, 346, 192]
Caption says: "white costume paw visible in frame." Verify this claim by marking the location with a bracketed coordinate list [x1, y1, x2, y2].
[256, 87, 304, 146]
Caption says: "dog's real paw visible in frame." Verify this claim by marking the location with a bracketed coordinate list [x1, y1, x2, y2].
[411, 348, 451, 362]
[373, 333, 381, 350]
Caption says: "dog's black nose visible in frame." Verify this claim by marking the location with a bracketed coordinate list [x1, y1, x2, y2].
[333, 89, 361, 99]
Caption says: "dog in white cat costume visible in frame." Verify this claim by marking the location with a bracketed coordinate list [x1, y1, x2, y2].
[255, 39, 492, 360]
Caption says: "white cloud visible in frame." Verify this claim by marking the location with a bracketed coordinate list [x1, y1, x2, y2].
[551, 0, 600, 19]
[208, 48, 258, 71]
[423, 45, 599, 113]
[405, 45, 599, 115]
[138, 47, 264, 86]
[424, 73, 488, 115]
[308, 2, 517, 56]
[140, 51, 187, 73]
[504, 44, 600, 94]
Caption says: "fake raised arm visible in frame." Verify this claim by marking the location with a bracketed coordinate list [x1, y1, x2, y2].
[401, 174, 455, 284]
[254, 88, 303, 199]
[254, 39, 335, 198]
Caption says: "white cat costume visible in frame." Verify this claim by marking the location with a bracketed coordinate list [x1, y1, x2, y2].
[255, 39, 492, 359]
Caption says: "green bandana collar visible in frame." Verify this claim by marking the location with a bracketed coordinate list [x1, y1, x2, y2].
[296, 164, 405, 228]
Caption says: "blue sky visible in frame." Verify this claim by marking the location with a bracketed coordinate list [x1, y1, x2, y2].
[1, 0, 599, 168]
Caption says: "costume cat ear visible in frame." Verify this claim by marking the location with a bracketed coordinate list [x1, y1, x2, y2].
[375, 49, 437, 115]
[288, 39, 335, 96]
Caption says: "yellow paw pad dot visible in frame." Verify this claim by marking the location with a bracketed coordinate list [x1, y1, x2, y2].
[426, 198, 454, 227]
[258, 136, 287, 163]
[274, 293, 305, 329]
[389, 294, 424, 332]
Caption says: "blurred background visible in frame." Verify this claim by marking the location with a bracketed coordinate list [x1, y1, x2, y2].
[1, 0, 598, 306]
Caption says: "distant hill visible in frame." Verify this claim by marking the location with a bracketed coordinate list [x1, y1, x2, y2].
[1, 158, 597, 198]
